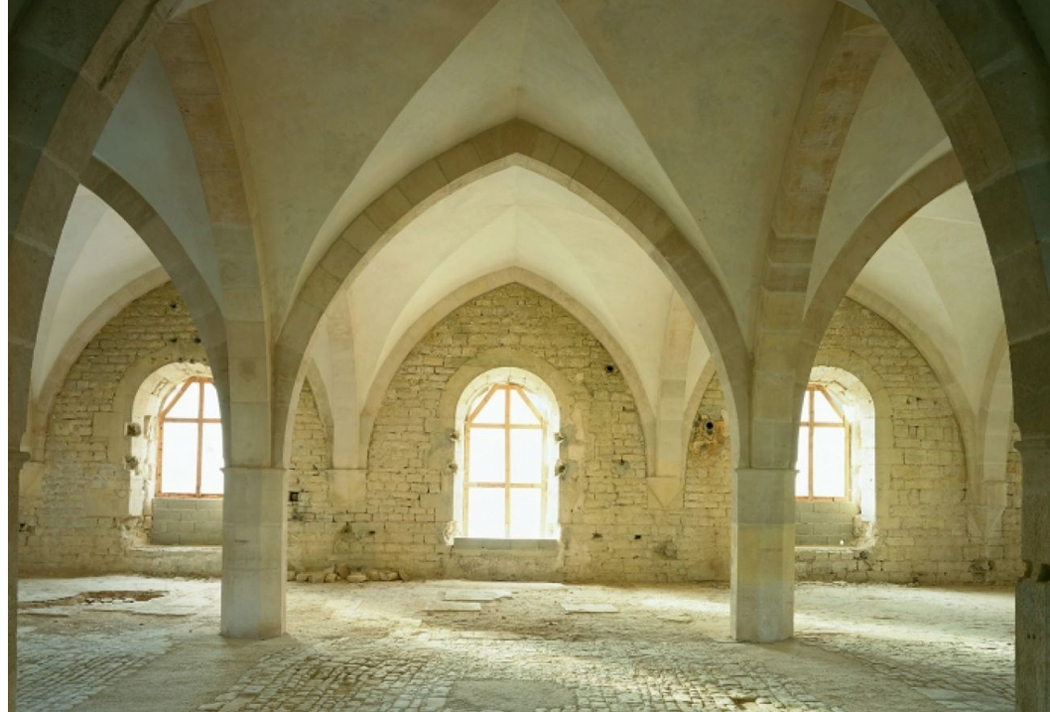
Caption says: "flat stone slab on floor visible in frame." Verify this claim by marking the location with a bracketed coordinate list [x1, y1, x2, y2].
[423, 601, 483, 613]
[443, 590, 512, 602]
[561, 603, 618, 613]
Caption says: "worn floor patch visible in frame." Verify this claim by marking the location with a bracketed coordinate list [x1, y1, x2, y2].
[447, 679, 576, 711]
[423, 601, 483, 613]
[657, 612, 693, 623]
[561, 603, 618, 613]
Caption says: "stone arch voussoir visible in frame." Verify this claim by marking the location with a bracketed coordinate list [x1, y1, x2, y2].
[272, 119, 750, 469]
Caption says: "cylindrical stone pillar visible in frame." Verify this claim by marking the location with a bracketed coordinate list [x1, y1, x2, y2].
[221, 466, 287, 639]
[1017, 438, 1050, 712]
[731, 467, 795, 642]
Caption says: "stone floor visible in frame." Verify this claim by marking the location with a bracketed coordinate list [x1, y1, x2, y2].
[16, 576, 1014, 712]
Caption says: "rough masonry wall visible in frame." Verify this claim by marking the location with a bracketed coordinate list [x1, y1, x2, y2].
[19, 283, 331, 576]
[801, 299, 1023, 583]
[347, 283, 728, 582]
[287, 383, 338, 570]
[20, 283, 204, 574]
[683, 298, 1023, 584]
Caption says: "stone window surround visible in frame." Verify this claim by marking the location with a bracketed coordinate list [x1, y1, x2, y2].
[435, 350, 586, 553]
[452, 366, 562, 543]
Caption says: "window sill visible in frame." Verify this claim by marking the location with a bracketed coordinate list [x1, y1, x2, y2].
[452, 537, 559, 555]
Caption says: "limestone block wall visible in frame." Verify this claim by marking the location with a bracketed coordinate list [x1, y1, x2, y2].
[20, 283, 206, 574]
[18, 283, 326, 575]
[150, 499, 223, 546]
[801, 299, 1022, 584]
[20, 280, 1021, 586]
[328, 283, 729, 582]
[286, 384, 341, 570]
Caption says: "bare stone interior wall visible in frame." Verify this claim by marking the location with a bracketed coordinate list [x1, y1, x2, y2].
[287, 383, 339, 571]
[799, 299, 1022, 584]
[20, 283, 1021, 586]
[319, 283, 731, 582]
[19, 283, 205, 575]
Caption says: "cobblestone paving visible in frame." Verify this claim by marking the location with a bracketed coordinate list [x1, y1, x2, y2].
[17, 626, 170, 712]
[797, 632, 1013, 712]
[198, 633, 840, 712]
[15, 578, 1016, 712]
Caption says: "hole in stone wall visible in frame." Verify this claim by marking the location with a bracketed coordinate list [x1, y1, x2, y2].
[604, 364, 617, 374]
[634, 534, 642, 540]
[289, 491, 300, 502]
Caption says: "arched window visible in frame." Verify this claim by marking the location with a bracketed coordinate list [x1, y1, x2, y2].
[796, 384, 849, 500]
[460, 378, 557, 539]
[157, 377, 224, 498]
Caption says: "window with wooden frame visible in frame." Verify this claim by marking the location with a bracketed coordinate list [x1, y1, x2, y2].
[463, 382, 549, 538]
[157, 377, 224, 498]
[796, 384, 850, 500]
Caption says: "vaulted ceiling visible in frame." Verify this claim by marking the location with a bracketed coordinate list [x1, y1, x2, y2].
[36, 0, 1009, 436]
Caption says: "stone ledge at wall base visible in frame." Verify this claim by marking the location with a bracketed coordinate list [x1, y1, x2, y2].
[288, 565, 406, 584]
[125, 545, 221, 577]
[446, 538, 564, 581]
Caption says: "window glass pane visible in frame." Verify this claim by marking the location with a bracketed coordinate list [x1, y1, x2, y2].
[813, 389, 842, 423]
[202, 382, 221, 419]
[467, 487, 505, 538]
[509, 429, 542, 483]
[200, 423, 224, 495]
[165, 382, 200, 418]
[471, 388, 505, 424]
[467, 427, 505, 483]
[800, 390, 810, 422]
[795, 427, 810, 497]
[509, 489, 541, 539]
[160, 422, 198, 494]
[508, 388, 540, 425]
[813, 427, 846, 497]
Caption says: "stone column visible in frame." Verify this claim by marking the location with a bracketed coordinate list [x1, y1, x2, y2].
[10, 449, 29, 710]
[221, 467, 287, 639]
[1017, 439, 1049, 712]
[731, 467, 795, 642]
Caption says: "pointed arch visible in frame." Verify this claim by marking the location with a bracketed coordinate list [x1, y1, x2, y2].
[273, 119, 749, 469]
[28, 267, 170, 459]
[751, 5, 889, 469]
[800, 152, 964, 362]
[155, 10, 270, 467]
[356, 267, 657, 472]
[80, 158, 230, 428]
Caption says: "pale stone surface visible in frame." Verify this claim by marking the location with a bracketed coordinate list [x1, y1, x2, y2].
[423, 601, 482, 613]
[443, 590, 512, 602]
[561, 603, 618, 613]
[15, 575, 1017, 712]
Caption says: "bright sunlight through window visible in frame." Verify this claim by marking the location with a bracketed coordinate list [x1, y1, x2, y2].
[157, 378, 224, 497]
[463, 382, 549, 538]
[796, 384, 849, 499]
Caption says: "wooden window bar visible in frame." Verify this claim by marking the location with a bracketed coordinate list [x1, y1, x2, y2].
[463, 383, 548, 538]
[156, 377, 222, 499]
